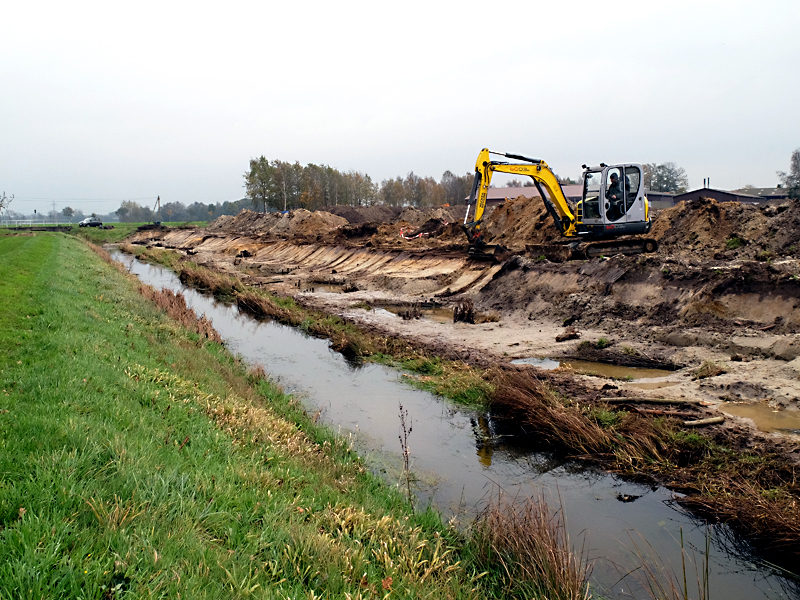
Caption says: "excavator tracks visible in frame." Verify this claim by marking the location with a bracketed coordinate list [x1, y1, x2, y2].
[526, 238, 658, 262]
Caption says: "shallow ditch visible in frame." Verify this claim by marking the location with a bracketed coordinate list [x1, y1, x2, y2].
[113, 251, 799, 599]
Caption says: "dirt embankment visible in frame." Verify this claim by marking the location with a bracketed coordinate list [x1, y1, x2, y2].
[129, 197, 800, 437]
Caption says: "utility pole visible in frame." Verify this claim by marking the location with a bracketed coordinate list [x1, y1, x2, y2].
[153, 196, 162, 224]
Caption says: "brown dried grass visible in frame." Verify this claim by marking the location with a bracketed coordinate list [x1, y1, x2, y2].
[490, 368, 611, 454]
[678, 478, 800, 553]
[178, 263, 242, 297]
[138, 283, 222, 343]
[471, 492, 591, 600]
[87, 242, 129, 274]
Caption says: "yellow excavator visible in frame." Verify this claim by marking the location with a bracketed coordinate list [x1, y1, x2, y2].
[462, 148, 658, 260]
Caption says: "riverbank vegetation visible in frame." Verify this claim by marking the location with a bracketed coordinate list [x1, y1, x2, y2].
[1, 233, 597, 598]
[118, 240, 800, 568]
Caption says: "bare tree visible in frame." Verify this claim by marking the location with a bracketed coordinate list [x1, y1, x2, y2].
[0, 192, 14, 214]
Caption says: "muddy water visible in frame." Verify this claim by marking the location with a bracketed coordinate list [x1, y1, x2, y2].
[512, 357, 675, 380]
[722, 403, 800, 436]
[115, 253, 798, 599]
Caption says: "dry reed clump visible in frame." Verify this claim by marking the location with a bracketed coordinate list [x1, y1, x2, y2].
[490, 368, 677, 463]
[490, 368, 611, 455]
[692, 360, 727, 380]
[137, 283, 222, 343]
[678, 478, 800, 554]
[470, 492, 591, 600]
[236, 289, 296, 323]
[178, 263, 242, 297]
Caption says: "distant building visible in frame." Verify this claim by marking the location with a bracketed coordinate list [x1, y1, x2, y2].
[673, 188, 764, 205]
[645, 191, 677, 210]
[730, 187, 790, 202]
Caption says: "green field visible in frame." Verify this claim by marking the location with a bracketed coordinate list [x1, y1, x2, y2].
[0, 233, 521, 599]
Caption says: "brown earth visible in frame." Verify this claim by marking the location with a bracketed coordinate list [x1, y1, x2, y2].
[129, 197, 800, 457]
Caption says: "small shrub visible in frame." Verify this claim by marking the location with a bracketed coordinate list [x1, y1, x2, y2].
[595, 337, 611, 349]
[726, 236, 743, 250]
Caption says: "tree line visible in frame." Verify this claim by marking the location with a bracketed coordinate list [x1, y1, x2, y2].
[114, 198, 252, 223]
[11, 151, 794, 225]
[244, 157, 477, 213]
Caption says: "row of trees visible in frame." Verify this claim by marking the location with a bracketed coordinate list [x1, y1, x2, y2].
[114, 198, 253, 223]
[244, 157, 476, 213]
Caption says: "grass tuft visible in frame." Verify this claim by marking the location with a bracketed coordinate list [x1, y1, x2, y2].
[470, 492, 591, 600]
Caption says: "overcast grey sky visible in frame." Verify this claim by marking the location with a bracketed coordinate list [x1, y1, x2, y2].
[2, 0, 798, 215]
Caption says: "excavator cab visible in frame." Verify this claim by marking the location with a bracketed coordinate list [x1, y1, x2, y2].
[578, 164, 650, 237]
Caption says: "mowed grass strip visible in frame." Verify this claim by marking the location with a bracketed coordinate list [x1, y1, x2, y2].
[0, 234, 492, 599]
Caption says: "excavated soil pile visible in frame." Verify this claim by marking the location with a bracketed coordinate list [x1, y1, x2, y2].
[206, 205, 470, 249]
[207, 209, 348, 240]
[651, 197, 800, 260]
[481, 196, 558, 250]
[323, 205, 403, 224]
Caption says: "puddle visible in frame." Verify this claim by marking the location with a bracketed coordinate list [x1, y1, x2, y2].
[721, 403, 800, 436]
[112, 251, 800, 599]
[512, 357, 675, 380]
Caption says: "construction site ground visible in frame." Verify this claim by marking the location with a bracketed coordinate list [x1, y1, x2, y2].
[128, 196, 800, 461]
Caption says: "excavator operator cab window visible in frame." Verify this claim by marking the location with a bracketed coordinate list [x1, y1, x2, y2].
[605, 167, 624, 222]
[624, 166, 642, 211]
[582, 171, 602, 220]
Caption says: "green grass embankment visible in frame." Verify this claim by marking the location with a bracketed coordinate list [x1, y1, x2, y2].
[0, 233, 504, 599]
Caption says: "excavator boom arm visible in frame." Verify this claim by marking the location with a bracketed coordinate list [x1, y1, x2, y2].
[463, 148, 577, 243]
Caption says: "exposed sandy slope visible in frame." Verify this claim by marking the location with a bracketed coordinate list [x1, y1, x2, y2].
[129, 198, 800, 449]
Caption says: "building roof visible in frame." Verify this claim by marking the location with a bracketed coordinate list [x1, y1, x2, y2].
[730, 187, 789, 199]
[674, 188, 764, 204]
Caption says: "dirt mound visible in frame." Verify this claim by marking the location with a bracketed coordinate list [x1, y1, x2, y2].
[207, 197, 800, 260]
[323, 205, 403, 224]
[652, 197, 800, 259]
[207, 209, 348, 239]
[482, 196, 560, 250]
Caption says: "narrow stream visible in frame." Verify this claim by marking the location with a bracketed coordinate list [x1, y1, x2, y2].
[114, 252, 798, 599]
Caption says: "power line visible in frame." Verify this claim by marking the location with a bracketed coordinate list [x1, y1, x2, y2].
[11, 196, 158, 203]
